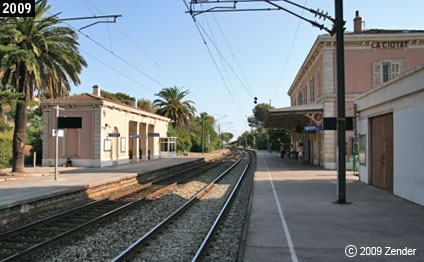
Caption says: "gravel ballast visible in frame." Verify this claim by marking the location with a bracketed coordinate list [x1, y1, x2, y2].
[32, 154, 244, 262]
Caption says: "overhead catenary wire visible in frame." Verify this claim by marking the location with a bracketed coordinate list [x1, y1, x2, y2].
[80, 49, 157, 93]
[83, 0, 182, 87]
[182, 0, 246, 119]
[195, 20, 254, 98]
[47, 11, 167, 90]
[209, 11, 254, 95]
[273, 0, 307, 98]
[80, 0, 96, 16]
[196, 3, 253, 99]
[82, 0, 210, 111]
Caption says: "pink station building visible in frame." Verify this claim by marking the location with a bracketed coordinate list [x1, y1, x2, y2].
[265, 11, 424, 170]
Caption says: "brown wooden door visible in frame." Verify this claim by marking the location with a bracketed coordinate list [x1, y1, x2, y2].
[371, 113, 393, 192]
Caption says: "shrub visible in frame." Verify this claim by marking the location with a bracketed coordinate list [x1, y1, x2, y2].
[0, 138, 13, 169]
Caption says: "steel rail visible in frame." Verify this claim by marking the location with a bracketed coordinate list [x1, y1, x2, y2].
[192, 150, 252, 261]
[0, 198, 109, 242]
[112, 154, 245, 262]
[1, 155, 234, 262]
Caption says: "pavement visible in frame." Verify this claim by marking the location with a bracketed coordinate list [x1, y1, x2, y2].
[243, 150, 424, 262]
[0, 150, 226, 210]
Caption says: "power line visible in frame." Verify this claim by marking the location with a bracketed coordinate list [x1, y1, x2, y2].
[195, 19, 254, 98]
[81, 0, 210, 111]
[182, 0, 245, 118]
[200, 3, 253, 109]
[83, 0, 182, 87]
[209, 11, 254, 95]
[273, 0, 307, 98]
[47, 11, 167, 90]
[80, 0, 96, 16]
[80, 49, 157, 93]
[0, 14, 121, 25]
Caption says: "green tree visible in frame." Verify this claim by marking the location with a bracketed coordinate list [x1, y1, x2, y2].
[154, 86, 196, 129]
[247, 103, 274, 129]
[220, 132, 234, 144]
[137, 98, 157, 113]
[167, 125, 192, 153]
[189, 113, 218, 152]
[0, 91, 23, 132]
[26, 107, 43, 164]
[0, 1, 87, 172]
[100, 90, 133, 105]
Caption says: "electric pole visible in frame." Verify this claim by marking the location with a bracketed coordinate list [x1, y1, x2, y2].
[186, 0, 347, 202]
[335, 0, 347, 203]
[201, 113, 205, 155]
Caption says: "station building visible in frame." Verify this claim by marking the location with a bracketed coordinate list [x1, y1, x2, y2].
[41, 85, 175, 168]
[265, 11, 424, 170]
[355, 65, 424, 205]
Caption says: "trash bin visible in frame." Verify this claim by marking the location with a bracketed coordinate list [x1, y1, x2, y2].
[349, 155, 358, 172]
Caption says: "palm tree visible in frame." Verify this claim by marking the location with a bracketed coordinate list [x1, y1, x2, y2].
[0, 1, 87, 172]
[154, 86, 196, 129]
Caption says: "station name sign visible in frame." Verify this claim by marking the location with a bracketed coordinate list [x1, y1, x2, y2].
[371, 41, 408, 49]
[57, 117, 82, 129]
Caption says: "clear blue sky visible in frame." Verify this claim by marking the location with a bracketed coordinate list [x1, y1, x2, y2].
[49, 0, 424, 139]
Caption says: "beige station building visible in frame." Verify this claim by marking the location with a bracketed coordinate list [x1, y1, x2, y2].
[41, 85, 176, 168]
[265, 11, 424, 170]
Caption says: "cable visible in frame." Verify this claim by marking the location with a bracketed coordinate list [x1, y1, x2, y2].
[81, 0, 210, 111]
[80, 0, 96, 16]
[47, 11, 167, 89]
[183, 0, 245, 118]
[80, 49, 157, 93]
[273, 0, 307, 98]
[83, 0, 182, 87]
[210, 11, 254, 95]
[195, 20, 253, 98]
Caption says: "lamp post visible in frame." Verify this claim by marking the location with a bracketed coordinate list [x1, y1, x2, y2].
[201, 113, 205, 154]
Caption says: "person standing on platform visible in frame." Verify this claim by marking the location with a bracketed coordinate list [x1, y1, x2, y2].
[297, 143, 304, 165]
[290, 144, 295, 158]
[280, 143, 285, 159]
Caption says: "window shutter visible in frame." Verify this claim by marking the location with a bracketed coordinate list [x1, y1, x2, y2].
[317, 71, 321, 97]
[391, 62, 401, 79]
[310, 77, 314, 102]
[304, 85, 307, 104]
[373, 61, 382, 87]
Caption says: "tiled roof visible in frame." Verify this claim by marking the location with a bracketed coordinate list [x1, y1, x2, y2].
[347, 29, 424, 35]
[45, 93, 101, 102]
[43, 93, 164, 119]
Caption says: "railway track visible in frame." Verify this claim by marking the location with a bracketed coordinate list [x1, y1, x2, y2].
[112, 149, 253, 262]
[0, 152, 240, 262]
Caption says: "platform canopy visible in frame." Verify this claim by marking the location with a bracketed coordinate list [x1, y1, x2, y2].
[264, 104, 324, 129]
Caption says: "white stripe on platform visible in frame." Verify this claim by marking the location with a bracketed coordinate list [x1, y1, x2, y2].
[261, 154, 299, 262]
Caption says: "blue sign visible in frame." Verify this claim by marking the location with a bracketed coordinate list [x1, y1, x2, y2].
[304, 126, 323, 132]
[108, 133, 120, 137]
[129, 134, 140, 138]
[148, 133, 160, 137]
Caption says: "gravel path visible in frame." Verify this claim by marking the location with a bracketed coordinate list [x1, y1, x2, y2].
[33, 155, 241, 262]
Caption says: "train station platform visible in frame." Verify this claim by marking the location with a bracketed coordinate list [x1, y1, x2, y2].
[242, 150, 424, 261]
[0, 150, 228, 211]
